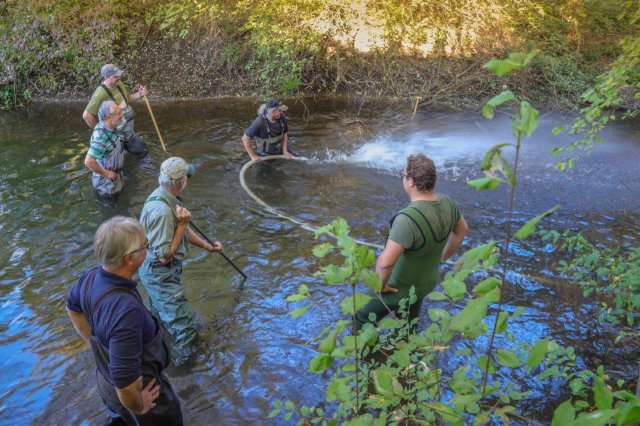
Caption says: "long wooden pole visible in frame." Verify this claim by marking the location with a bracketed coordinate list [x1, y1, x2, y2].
[412, 96, 422, 119]
[189, 220, 248, 280]
[143, 96, 168, 152]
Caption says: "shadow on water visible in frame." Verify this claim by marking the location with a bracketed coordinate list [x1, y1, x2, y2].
[0, 98, 638, 424]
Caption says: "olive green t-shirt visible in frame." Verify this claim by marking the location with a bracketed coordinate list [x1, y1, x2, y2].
[85, 82, 130, 116]
[389, 196, 460, 250]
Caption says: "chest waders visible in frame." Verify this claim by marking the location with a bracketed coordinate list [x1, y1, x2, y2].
[80, 269, 183, 425]
[92, 127, 125, 196]
[101, 84, 136, 142]
[255, 116, 285, 155]
[385, 201, 456, 305]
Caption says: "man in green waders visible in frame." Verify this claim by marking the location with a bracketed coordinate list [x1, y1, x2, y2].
[83, 64, 153, 171]
[138, 157, 223, 364]
[356, 153, 468, 328]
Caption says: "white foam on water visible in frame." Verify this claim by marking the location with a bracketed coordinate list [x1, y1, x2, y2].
[313, 128, 494, 175]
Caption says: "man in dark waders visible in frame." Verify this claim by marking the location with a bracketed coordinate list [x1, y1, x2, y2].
[83, 64, 153, 171]
[138, 157, 223, 364]
[241, 98, 294, 162]
[66, 216, 183, 425]
[356, 154, 468, 328]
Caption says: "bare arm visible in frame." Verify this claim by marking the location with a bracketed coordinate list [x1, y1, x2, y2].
[128, 86, 148, 103]
[441, 215, 468, 263]
[186, 227, 223, 252]
[159, 206, 190, 264]
[83, 111, 97, 129]
[241, 134, 261, 162]
[282, 133, 291, 157]
[116, 377, 160, 415]
[375, 240, 405, 293]
[66, 307, 91, 343]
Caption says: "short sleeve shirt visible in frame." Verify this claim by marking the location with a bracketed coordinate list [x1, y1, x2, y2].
[66, 267, 157, 389]
[87, 122, 119, 159]
[244, 115, 288, 139]
[140, 187, 190, 261]
[85, 82, 130, 116]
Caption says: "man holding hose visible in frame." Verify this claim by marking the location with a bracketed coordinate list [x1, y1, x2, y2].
[241, 98, 294, 162]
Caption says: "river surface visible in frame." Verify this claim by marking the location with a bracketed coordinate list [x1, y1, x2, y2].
[0, 98, 639, 424]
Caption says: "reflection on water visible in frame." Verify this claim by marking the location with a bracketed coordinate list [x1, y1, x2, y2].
[0, 99, 638, 423]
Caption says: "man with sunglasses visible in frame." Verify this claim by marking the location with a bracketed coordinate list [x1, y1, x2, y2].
[83, 64, 152, 171]
[66, 216, 183, 425]
[356, 153, 468, 328]
[84, 100, 125, 200]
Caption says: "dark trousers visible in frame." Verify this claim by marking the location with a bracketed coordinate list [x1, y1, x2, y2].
[355, 296, 424, 330]
[124, 134, 155, 172]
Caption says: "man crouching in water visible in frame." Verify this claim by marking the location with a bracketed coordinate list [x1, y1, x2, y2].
[66, 216, 183, 425]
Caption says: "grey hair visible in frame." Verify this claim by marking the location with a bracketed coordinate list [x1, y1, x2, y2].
[93, 216, 145, 269]
[158, 174, 186, 189]
[98, 100, 118, 122]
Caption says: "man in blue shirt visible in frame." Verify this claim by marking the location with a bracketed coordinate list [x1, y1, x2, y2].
[66, 216, 182, 425]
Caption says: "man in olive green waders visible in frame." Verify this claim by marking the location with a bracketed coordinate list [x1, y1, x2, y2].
[83, 64, 153, 172]
[138, 157, 223, 364]
[356, 153, 468, 328]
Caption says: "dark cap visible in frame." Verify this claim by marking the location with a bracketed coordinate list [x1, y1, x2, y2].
[265, 98, 288, 111]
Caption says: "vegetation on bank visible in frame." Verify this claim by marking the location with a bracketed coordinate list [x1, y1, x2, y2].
[1, 0, 638, 108]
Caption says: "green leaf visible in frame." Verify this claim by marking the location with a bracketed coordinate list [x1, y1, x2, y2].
[456, 242, 496, 271]
[268, 408, 281, 418]
[450, 299, 488, 332]
[312, 242, 334, 258]
[480, 143, 512, 171]
[441, 275, 467, 298]
[428, 308, 450, 323]
[327, 377, 352, 402]
[284, 400, 295, 410]
[286, 293, 308, 302]
[496, 349, 521, 368]
[319, 330, 337, 353]
[340, 293, 373, 316]
[514, 205, 560, 240]
[513, 101, 540, 137]
[373, 367, 404, 397]
[289, 305, 310, 318]
[477, 355, 497, 374]
[495, 311, 509, 333]
[473, 277, 500, 295]
[593, 377, 613, 410]
[468, 177, 502, 191]
[483, 51, 538, 76]
[316, 264, 352, 285]
[309, 354, 333, 373]
[483, 92, 515, 118]
[428, 291, 449, 301]
[551, 400, 575, 426]
[526, 339, 549, 372]
[360, 269, 382, 292]
[573, 410, 616, 426]
[512, 306, 526, 318]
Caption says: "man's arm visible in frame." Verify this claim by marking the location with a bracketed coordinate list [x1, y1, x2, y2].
[82, 110, 97, 129]
[116, 377, 160, 415]
[157, 205, 190, 264]
[242, 134, 261, 162]
[66, 307, 91, 343]
[84, 154, 117, 181]
[441, 215, 468, 263]
[127, 86, 148, 104]
[282, 133, 291, 158]
[375, 240, 405, 293]
[186, 227, 223, 252]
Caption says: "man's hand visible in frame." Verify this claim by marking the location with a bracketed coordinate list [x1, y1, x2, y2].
[139, 379, 160, 414]
[250, 154, 262, 162]
[137, 86, 148, 99]
[175, 206, 191, 226]
[206, 241, 224, 253]
[381, 283, 399, 294]
[104, 170, 117, 181]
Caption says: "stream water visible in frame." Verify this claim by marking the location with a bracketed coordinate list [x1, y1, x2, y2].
[0, 98, 638, 424]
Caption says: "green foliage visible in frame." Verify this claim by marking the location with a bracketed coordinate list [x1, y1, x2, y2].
[542, 230, 640, 333]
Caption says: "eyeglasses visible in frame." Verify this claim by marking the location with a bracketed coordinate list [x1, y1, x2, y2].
[124, 239, 148, 257]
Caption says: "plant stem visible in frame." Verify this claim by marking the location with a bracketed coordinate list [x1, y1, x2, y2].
[481, 129, 522, 396]
[352, 283, 360, 410]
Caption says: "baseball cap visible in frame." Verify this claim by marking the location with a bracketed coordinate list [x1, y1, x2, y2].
[160, 157, 195, 179]
[265, 98, 288, 111]
[101, 64, 124, 78]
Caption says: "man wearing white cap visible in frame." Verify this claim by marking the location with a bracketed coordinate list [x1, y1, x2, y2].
[83, 63, 152, 171]
[139, 157, 223, 364]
